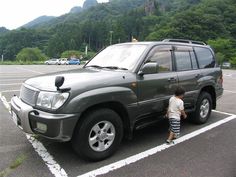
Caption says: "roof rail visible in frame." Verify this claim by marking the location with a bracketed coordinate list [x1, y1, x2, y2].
[163, 39, 206, 45]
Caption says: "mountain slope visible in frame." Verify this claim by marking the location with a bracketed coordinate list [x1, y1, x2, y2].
[83, 0, 98, 9]
[21, 15, 55, 28]
[0, 27, 9, 35]
[69, 6, 83, 14]
[0, 0, 235, 62]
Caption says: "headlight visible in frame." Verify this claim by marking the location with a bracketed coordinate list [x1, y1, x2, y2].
[36, 91, 69, 110]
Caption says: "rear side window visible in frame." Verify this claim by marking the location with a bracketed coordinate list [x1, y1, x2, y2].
[147, 45, 172, 72]
[175, 51, 192, 71]
[194, 47, 215, 68]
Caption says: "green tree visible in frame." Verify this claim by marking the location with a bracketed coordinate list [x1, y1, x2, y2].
[61, 50, 81, 58]
[207, 38, 235, 61]
[215, 52, 225, 65]
[230, 56, 236, 66]
[16, 48, 47, 62]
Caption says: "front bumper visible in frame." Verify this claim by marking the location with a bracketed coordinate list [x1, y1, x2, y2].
[10, 96, 79, 141]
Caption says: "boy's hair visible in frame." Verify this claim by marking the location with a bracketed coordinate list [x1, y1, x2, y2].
[175, 87, 185, 96]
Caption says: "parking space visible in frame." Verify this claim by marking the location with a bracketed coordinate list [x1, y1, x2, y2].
[0, 66, 235, 177]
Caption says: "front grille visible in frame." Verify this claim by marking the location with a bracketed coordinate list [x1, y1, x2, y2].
[20, 84, 38, 106]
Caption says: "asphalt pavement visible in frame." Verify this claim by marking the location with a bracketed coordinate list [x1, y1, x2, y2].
[0, 65, 235, 177]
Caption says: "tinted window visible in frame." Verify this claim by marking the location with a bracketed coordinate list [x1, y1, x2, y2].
[147, 46, 172, 72]
[175, 51, 192, 71]
[195, 47, 215, 68]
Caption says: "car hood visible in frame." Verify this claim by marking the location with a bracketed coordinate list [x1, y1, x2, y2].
[24, 68, 133, 92]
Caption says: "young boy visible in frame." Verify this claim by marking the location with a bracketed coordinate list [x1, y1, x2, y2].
[166, 87, 187, 144]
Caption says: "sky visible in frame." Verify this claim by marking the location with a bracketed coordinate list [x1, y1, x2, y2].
[0, 0, 109, 30]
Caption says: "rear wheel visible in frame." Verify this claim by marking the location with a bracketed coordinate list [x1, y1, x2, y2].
[191, 92, 212, 124]
[72, 108, 123, 161]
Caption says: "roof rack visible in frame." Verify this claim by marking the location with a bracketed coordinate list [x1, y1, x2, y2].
[163, 39, 206, 45]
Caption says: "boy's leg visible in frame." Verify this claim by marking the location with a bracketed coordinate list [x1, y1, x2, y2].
[167, 118, 180, 143]
[167, 131, 175, 141]
[172, 119, 180, 139]
[166, 118, 176, 143]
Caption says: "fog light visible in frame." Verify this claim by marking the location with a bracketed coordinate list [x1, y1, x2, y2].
[36, 122, 47, 133]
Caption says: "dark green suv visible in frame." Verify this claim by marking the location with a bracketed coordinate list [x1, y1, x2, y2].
[11, 39, 223, 161]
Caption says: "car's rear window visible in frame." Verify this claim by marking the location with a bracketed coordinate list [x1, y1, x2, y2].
[194, 47, 215, 68]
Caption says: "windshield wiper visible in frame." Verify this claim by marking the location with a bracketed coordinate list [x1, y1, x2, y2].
[102, 66, 128, 70]
[85, 65, 102, 69]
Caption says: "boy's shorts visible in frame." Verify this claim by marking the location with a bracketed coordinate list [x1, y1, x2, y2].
[169, 118, 180, 136]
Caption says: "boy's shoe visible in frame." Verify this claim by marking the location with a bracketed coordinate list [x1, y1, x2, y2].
[173, 135, 179, 140]
[166, 139, 174, 144]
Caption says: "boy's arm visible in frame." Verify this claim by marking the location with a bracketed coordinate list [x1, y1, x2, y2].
[179, 100, 187, 119]
[165, 110, 169, 118]
[180, 110, 187, 119]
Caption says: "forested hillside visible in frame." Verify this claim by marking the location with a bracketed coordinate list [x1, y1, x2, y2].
[0, 27, 9, 36]
[0, 0, 236, 65]
[22, 16, 56, 29]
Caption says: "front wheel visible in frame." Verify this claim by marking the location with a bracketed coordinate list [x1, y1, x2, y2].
[72, 108, 123, 161]
[191, 92, 212, 124]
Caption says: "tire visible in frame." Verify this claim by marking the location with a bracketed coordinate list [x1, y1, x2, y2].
[72, 108, 123, 161]
[191, 92, 212, 124]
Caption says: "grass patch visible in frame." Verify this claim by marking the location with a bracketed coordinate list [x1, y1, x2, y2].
[9, 154, 27, 169]
[0, 61, 44, 65]
[0, 154, 27, 177]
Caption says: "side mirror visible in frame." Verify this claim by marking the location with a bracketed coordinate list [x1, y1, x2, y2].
[55, 76, 64, 90]
[138, 62, 159, 75]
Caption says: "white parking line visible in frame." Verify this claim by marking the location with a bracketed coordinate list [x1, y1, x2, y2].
[0, 92, 68, 177]
[224, 90, 236, 94]
[212, 110, 234, 116]
[78, 111, 236, 177]
[0, 83, 22, 86]
[0, 92, 11, 111]
[0, 76, 31, 78]
[223, 74, 232, 77]
[15, 67, 44, 74]
[0, 79, 26, 81]
[1, 90, 20, 93]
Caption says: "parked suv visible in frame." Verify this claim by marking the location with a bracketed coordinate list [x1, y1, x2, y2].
[11, 39, 223, 161]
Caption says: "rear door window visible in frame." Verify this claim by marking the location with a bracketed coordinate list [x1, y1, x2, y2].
[175, 51, 192, 71]
[174, 46, 195, 71]
[194, 47, 215, 68]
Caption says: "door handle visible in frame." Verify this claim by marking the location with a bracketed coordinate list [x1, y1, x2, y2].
[168, 77, 177, 83]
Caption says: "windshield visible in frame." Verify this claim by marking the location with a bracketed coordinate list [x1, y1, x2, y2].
[86, 44, 148, 70]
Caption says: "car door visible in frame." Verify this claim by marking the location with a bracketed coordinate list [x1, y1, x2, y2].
[137, 45, 178, 117]
[173, 45, 201, 109]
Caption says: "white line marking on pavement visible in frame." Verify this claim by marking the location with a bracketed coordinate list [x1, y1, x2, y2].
[223, 74, 232, 77]
[26, 134, 68, 177]
[0, 92, 11, 112]
[0, 92, 68, 177]
[1, 90, 20, 93]
[78, 114, 236, 177]
[15, 67, 44, 74]
[0, 83, 22, 86]
[224, 90, 236, 94]
[0, 76, 31, 78]
[0, 79, 26, 81]
[212, 110, 234, 116]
